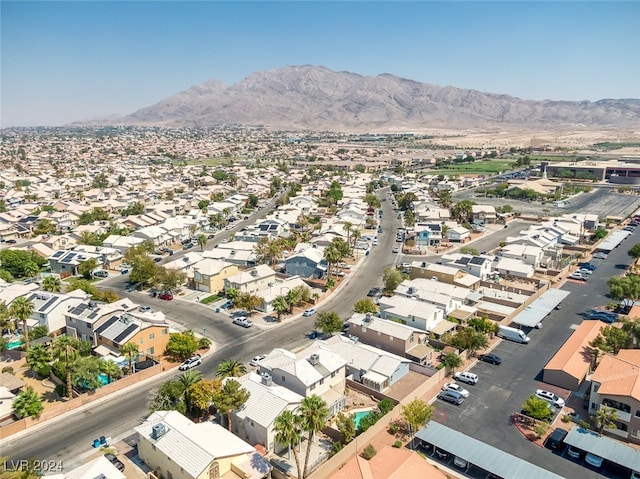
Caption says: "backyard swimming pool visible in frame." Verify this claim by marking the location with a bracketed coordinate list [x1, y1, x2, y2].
[352, 408, 375, 430]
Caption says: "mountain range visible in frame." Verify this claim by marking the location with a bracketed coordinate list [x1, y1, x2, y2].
[101, 65, 640, 131]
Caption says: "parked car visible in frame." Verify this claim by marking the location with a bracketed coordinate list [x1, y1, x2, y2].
[592, 252, 608, 259]
[232, 310, 250, 318]
[437, 390, 465, 405]
[585, 452, 604, 468]
[478, 353, 502, 365]
[392, 247, 399, 253]
[93, 270, 109, 278]
[453, 456, 468, 469]
[104, 453, 125, 471]
[577, 268, 593, 275]
[578, 262, 597, 271]
[302, 308, 317, 317]
[232, 317, 253, 328]
[568, 272, 588, 281]
[536, 389, 565, 408]
[442, 382, 470, 398]
[250, 354, 266, 366]
[139, 305, 153, 313]
[158, 292, 173, 300]
[367, 288, 380, 297]
[546, 428, 568, 450]
[453, 371, 478, 385]
[179, 354, 202, 371]
[566, 445, 582, 459]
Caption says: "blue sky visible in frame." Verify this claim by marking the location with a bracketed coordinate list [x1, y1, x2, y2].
[2, 1, 639, 127]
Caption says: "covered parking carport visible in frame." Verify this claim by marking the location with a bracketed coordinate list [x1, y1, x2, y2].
[415, 421, 565, 479]
[595, 230, 632, 253]
[564, 426, 640, 475]
[511, 289, 570, 329]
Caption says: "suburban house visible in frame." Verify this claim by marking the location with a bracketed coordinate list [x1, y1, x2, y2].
[223, 264, 277, 295]
[231, 371, 304, 454]
[345, 313, 435, 365]
[588, 350, 640, 444]
[471, 204, 497, 224]
[395, 278, 468, 313]
[48, 249, 104, 278]
[254, 275, 312, 313]
[413, 224, 442, 250]
[440, 254, 493, 280]
[42, 454, 126, 479]
[135, 410, 272, 479]
[283, 245, 328, 279]
[501, 244, 544, 268]
[377, 295, 452, 335]
[445, 225, 471, 243]
[494, 257, 535, 278]
[192, 258, 239, 293]
[322, 335, 413, 392]
[408, 262, 480, 289]
[102, 234, 146, 254]
[22, 289, 90, 335]
[93, 312, 171, 359]
[257, 345, 347, 417]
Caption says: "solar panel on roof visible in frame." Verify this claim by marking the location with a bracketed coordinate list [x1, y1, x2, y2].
[455, 257, 471, 265]
[470, 257, 486, 265]
[87, 310, 99, 319]
[40, 296, 58, 311]
[65, 253, 76, 261]
[51, 251, 65, 259]
[70, 303, 88, 315]
[114, 323, 138, 344]
[95, 315, 119, 335]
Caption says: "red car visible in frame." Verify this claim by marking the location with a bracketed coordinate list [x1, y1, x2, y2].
[158, 293, 173, 301]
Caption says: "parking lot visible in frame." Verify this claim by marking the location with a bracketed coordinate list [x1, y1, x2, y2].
[431, 227, 640, 479]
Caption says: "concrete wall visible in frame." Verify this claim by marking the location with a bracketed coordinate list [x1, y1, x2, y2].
[0, 363, 162, 440]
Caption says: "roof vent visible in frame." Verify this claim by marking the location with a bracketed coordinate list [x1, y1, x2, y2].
[151, 423, 166, 440]
[250, 269, 258, 277]
[261, 373, 273, 386]
[407, 286, 417, 295]
[364, 313, 373, 323]
[308, 353, 320, 366]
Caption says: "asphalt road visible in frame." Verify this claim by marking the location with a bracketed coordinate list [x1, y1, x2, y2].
[432, 228, 640, 479]
[0, 188, 404, 470]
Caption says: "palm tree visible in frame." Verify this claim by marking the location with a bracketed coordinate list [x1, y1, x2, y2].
[272, 295, 290, 323]
[178, 370, 203, 390]
[71, 356, 102, 390]
[0, 300, 14, 334]
[274, 410, 303, 479]
[595, 406, 618, 434]
[51, 336, 80, 398]
[196, 234, 207, 252]
[12, 386, 44, 419]
[42, 276, 62, 293]
[26, 343, 52, 378]
[99, 359, 122, 384]
[9, 296, 34, 350]
[213, 378, 250, 431]
[285, 288, 302, 314]
[299, 395, 329, 478]
[120, 341, 139, 374]
[324, 245, 342, 278]
[342, 221, 353, 249]
[351, 229, 361, 251]
[451, 200, 474, 223]
[215, 359, 247, 378]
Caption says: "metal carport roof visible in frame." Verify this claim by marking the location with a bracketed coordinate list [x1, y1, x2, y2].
[564, 426, 640, 471]
[511, 288, 571, 328]
[415, 421, 565, 479]
[596, 230, 631, 252]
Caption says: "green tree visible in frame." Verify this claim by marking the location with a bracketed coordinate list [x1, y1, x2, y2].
[363, 193, 381, 209]
[120, 341, 139, 373]
[42, 276, 62, 293]
[274, 410, 303, 478]
[51, 335, 80, 398]
[324, 245, 343, 278]
[226, 287, 240, 303]
[234, 292, 263, 312]
[178, 370, 203, 391]
[12, 386, 44, 418]
[215, 359, 247, 378]
[629, 243, 640, 259]
[383, 267, 403, 293]
[26, 343, 52, 378]
[354, 298, 377, 314]
[10, 296, 34, 350]
[99, 359, 122, 383]
[299, 395, 329, 478]
[214, 378, 250, 431]
[33, 218, 57, 236]
[595, 405, 618, 434]
[78, 258, 99, 280]
[314, 311, 343, 336]
[459, 246, 480, 256]
[156, 267, 187, 293]
[336, 412, 356, 443]
[196, 234, 207, 251]
[451, 200, 475, 223]
[185, 378, 221, 419]
[440, 351, 463, 373]
[129, 257, 159, 287]
[71, 355, 102, 390]
[165, 330, 198, 360]
[522, 395, 554, 422]
[272, 295, 290, 323]
[401, 398, 433, 440]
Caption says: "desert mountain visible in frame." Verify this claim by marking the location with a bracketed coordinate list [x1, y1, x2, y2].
[116, 65, 640, 131]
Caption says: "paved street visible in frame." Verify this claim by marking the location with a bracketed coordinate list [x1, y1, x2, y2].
[432, 228, 640, 479]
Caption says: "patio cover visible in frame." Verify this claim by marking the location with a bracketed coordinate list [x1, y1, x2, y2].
[564, 426, 640, 471]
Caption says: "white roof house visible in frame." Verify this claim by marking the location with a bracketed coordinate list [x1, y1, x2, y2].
[135, 410, 271, 479]
[232, 372, 304, 453]
[43, 455, 126, 479]
[495, 257, 535, 278]
[501, 244, 544, 267]
[23, 289, 90, 334]
[377, 295, 446, 332]
[224, 264, 277, 294]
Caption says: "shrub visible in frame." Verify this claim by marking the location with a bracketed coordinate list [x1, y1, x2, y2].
[55, 384, 66, 398]
[1, 366, 14, 374]
[388, 423, 399, 435]
[393, 440, 403, 448]
[378, 398, 395, 415]
[358, 411, 381, 433]
[330, 441, 344, 456]
[34, 364, 51, 379]
[198, 337, 212, 350]
[361, 444, 377, 460]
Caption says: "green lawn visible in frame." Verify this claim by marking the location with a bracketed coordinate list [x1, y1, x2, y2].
[423, 159, 518, 176]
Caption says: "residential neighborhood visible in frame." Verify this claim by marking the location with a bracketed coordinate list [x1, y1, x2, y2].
[3, 126, 640, 479]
